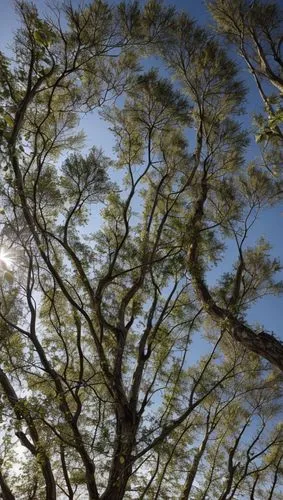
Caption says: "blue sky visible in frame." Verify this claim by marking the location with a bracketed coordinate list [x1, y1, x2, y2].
[0, 0, 282, 342]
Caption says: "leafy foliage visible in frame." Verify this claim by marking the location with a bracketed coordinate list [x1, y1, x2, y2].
[0, 1, 282, 499]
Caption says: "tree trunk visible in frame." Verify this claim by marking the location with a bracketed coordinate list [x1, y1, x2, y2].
[101, 410, 137, 500]
[0, 471, 15, 500]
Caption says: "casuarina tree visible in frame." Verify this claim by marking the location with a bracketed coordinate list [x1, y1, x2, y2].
[0, 1, 283, 498]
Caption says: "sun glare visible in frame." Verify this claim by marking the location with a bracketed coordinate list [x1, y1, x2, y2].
[0, 248, 14, 269]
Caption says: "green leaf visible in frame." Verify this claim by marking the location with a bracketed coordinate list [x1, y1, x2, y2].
[3, 114, 13, 127]
[255, 133, 264, 143]
[34, 30, 48, 46]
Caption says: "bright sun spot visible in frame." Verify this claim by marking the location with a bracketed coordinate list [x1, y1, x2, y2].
[0, 248, 13, 269]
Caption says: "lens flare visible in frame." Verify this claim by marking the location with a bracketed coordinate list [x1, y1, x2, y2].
[0, 248, 13, 269]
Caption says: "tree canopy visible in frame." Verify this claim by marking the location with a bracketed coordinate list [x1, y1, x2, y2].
[0, 0, 283, 498]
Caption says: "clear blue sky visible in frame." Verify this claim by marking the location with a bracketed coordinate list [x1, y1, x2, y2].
[0, 0, 282, 340]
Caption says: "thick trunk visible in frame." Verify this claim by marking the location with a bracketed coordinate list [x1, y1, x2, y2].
[187, 173, 283, 373]
[101, 456, 133, 500]
[101, 413, 137, 500]
[191, 272, 283, 371]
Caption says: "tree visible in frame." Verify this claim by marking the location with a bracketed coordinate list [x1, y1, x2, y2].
[208, 0, 283, 147]
[0, 0, 282, 498]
